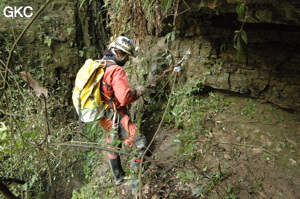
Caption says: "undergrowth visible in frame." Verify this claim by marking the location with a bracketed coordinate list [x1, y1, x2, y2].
[167, 85, 232, 197]
[103, 0, 180, 44]
[131, 76, 236, 198]
[0, 14, 103, 198]
[0, 0, 252, 198]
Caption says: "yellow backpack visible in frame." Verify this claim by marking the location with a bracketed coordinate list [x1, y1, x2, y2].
[72, 59, 109, 123]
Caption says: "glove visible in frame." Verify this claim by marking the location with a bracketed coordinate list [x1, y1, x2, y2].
[123, 137, 134, 147]
[135, 85, 146, 95]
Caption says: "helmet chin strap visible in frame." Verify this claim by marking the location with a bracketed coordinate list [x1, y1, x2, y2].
[111, 48, 117, 57]
[116, 59, 126, 66]
[111, 48, 128, 66]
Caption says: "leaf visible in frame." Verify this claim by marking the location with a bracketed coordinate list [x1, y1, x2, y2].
[171, 31, 175, 42]
[207, 0, 217, 9]
[224, 154, 232, 160]
[79, 0, 87, 9]
[187, 143, 194, 153]
[67, 28, 73, 35]
[240, 30, 248, 44]
[165, 32, 171, 42]
[253, 148, 263, 154]
[44, 35, 52, 47]
[263, 153, 271, 160]
[236, 4, 245, 14]
[227, 185, 232, 192]
[173, 139, 181, 143]
[253, 182, 261, 188]
[79, 50, 84, 57]
[91, 121, 98, 132]
[193, 184, 209, 196]
[235, 36, 242, 61]
[20, 71, 48, 99]
[0, 122, 7, 132]
[161, 0, 173, 13]
[233, 31, 239, 48]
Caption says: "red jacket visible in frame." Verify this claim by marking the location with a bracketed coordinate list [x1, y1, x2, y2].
[101, 63, 140, 110]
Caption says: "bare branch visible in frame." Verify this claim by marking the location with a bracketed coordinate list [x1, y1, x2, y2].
[1, 0, 53, 91]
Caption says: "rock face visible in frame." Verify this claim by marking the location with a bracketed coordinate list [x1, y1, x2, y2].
[139, 0, 300, 111]
[0, 0, 299, 112]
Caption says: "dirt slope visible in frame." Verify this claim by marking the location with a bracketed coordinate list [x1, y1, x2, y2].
[136, 92, 300, 199]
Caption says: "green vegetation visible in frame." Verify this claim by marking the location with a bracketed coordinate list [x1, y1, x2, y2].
[0, 3, 101, 197]
[234, 3, 248, 63]
[103, 0, 178, 42]
[1, 0, 299, 198]
[141, 76, 233, 197]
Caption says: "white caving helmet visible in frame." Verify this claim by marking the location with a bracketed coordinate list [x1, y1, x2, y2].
[108, 36, 138, 57]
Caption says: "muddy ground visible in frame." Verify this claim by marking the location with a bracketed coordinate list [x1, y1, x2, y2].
[113, 92, 300, 199]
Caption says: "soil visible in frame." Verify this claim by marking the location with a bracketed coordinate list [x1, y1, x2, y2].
[124, 92, 300, 199]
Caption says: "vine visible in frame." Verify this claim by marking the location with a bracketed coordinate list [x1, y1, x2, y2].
[233, 3, 248, 63]
[103, 0, 179, 44]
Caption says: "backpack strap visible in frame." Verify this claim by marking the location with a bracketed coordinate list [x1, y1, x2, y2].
[102, 81, 112, 91]
[106, 62, 116, 67]
[100, 85, 115, 110]
[99, 59, 117, 110]
[101, 60, 117, 91]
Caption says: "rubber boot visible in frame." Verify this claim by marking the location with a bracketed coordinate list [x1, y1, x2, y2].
[130, 158, 141, 195]
[109, 156, 125, 185]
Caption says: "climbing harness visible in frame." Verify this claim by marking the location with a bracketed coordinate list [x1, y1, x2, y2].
[110, 109, 120, 148]
[112, 112, 119, 131]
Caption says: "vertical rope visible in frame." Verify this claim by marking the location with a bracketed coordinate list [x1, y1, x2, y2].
[138, 71, 178, 198]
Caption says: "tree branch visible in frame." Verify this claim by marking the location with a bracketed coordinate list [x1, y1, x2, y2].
[1, 0, 53, 91]
[0, 181, 18, 199]
[51, 142, 132, 155]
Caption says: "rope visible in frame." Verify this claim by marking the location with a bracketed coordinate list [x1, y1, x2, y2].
[138, 71, 178, 198]
[151, 71, 175, 100]
[145, 49, 190, 89]
[146, 65, 174, 88]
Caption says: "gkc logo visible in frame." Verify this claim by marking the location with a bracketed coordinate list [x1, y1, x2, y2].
[3, 6, 33, 18]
